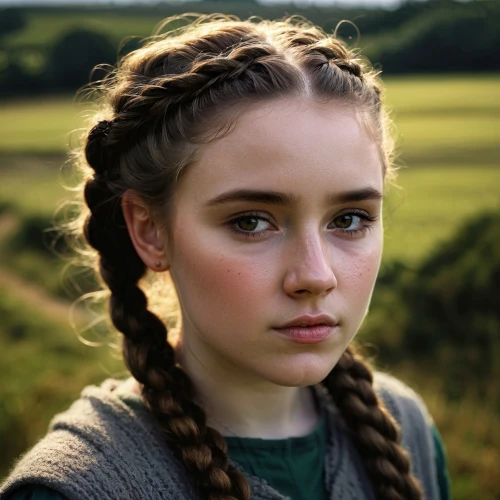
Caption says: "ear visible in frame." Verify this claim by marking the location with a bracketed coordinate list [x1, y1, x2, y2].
[121, 189, 169, 272]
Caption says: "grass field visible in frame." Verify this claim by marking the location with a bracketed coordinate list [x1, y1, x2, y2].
[0, 156, 69, 215]
[383, 165, 500, 263]
[0, 96, 86, 154]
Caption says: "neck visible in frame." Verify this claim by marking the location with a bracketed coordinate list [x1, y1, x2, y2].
[172, 337, 321, 439]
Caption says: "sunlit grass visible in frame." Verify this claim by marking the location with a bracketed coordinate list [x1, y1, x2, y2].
[383, 75, 500, 167]
[383, 74, 500, 114]
[382, 165, 500, 263]
[0, 96, 85, 154]
[0, 157, 70, 216]
[397, 114, 498, 150]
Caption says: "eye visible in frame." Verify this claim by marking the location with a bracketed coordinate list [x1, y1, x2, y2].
[228, 214, 273, 236]
[332, 214, 362, 230]
[328, 210, 378, 238]
[237, 216, 264, 232]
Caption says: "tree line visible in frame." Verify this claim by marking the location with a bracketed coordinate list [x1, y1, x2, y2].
[0, 0, 499, 97]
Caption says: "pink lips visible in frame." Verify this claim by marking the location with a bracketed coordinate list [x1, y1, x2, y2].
[273, 314, 338, 344]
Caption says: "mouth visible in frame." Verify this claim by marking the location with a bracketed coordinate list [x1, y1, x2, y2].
[275, 314, 339, 329]
[273, 314, 339, 344]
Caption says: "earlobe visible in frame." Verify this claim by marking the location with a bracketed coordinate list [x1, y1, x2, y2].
[121, 189, 170, 272]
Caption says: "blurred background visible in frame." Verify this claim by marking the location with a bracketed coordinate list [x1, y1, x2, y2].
[0, 0, 498, 497]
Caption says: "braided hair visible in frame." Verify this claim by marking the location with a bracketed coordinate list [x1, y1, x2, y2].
[79, 14, 421, 500]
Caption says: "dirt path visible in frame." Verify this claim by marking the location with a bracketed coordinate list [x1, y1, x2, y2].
[0, 266, 84, 325]
[0, 212, 18, 240]
[0, 213, 86, 326]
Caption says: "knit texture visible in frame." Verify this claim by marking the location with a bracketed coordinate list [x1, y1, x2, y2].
[0, 372, 440, 500]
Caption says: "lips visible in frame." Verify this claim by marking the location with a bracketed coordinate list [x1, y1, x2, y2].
[275, 314, 339, 329]
[272, 314, 339, 344]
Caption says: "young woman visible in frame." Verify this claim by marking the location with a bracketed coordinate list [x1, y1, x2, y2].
[0, 14, 450, 500]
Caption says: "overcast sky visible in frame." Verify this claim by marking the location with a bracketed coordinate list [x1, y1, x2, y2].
[0, 0, 427, 9]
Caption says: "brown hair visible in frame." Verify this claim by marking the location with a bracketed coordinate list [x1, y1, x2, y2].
[77, 13, 421, 500]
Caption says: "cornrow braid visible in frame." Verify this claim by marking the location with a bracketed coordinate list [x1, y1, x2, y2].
[324, 345, 423, 500]
[77, 14, 420, 500]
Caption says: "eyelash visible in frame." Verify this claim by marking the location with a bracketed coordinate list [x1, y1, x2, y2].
[330, 210, 379, 237]
[226, 210, 378, 239]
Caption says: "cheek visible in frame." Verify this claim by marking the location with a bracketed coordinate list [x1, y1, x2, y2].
[203, 257, 266, 307]
[337, 241, 382, 300]
[170, 231, 273, 323]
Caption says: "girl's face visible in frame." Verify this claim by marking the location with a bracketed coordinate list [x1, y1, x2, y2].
[167, 98, 384, 388]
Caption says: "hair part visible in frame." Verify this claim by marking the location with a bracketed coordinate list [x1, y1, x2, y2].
[76, 13, 418, 500]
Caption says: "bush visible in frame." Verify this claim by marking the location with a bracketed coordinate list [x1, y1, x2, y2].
[0, 60, 47, 97]
[1, 212, 98, 300]
[46, 28, 116, 91]
[372, 5, 500, 73]
[0, 8, 26, 40]
[362, 211, 500, 401]
[5, 213, 60, 255]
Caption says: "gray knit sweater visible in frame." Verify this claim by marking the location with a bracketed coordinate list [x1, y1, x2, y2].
[0, 372, 440, 500]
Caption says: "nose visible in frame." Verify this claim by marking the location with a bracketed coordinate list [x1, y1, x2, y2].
[282, 231, 337, 298]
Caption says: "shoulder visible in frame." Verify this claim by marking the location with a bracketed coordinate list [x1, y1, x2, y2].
[373, 372, 441, 500]
[373, 371, 433, 428]
[372, 371, 434, 452]
[0, 378, 198, 500]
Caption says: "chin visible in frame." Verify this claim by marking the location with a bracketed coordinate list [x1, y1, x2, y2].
[260, 351, 342, 387]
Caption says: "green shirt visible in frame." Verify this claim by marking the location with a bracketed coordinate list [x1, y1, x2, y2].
[225, 416, 328, 500]
[5, 392, 451, 500]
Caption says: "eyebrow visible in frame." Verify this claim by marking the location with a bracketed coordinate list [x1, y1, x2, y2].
[205, 187, 383, 207]
[333, 187, 383, 204]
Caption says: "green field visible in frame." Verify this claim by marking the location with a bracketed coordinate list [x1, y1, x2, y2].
[383, 165, 500, 263]
[383, 75, 499, 165]
[0, 96, 86, 154]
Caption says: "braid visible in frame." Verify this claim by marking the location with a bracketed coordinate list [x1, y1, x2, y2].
[324, 345, 423, 500]
[83, 131, 251, 500]
[110, 42, 293, 147]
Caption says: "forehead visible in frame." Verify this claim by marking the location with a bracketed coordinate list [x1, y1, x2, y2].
[176, 98, 384, 203]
